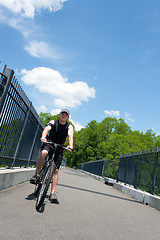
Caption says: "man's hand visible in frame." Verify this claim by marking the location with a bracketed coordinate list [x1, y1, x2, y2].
[66, 146, 73, 151]
[41, 137, 47, 143]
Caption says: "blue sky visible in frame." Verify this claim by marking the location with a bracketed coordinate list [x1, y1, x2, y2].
[0, 0, 160, 134]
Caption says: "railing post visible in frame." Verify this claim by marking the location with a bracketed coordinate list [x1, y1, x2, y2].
[0, 67, 14, 114]
[117, 155, 121, 183]
[26, 120, 40, 167]
[135, 150, 142, 189]
[11, 101, 32, 168]
[124, 156, 129, 185]
[101, 159, 105, 176]
[152, 147, 159, 195]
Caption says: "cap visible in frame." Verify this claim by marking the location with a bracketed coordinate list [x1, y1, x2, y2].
[60, 109, 70, 116]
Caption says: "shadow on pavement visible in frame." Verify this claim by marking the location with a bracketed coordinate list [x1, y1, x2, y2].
[57, 183, 143, 204]
[25, 193, 35, 200]
[25, 193, 46, 213]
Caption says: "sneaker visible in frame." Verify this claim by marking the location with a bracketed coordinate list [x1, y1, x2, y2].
[30, 174, 40, 185]
[49, 192, 59, 204]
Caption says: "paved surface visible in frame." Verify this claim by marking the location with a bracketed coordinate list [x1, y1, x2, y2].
[0, 167, 160, 240]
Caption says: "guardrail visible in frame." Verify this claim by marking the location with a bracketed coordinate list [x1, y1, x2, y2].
[0, 65, 44, 168]
[77, 159, 119, 179]
[77, 147, 160, 195]
[117, 147, 160, 195]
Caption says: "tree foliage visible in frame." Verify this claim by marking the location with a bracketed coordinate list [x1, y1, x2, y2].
[39, 113, 160, 168]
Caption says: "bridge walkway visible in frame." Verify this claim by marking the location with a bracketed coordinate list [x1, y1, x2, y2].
[0, 167, 160, 240]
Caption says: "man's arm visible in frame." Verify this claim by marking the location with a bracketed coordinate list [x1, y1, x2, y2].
[67, 124, 73, 150]
[41, 120, 54, 142]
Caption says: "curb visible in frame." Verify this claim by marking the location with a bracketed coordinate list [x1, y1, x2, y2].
[0, 168, 36, 191]
[113, 182, 160, 211]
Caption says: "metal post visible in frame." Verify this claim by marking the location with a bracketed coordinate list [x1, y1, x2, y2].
[11, 101, 32, 168]
[0, 67, 14, 114]
[101, 159, 105, 176]
[117, 156, 121, 183]
[152, 147, 159, 195]
[135, 151, 142, 189]
[26, 121, 40, 167]
[124, 156, 129, 185]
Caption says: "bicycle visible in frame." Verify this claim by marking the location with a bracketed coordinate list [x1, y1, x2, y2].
[34, 140, 72, 211]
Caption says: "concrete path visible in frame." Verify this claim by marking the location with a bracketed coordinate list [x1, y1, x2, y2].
[0, 167, 160, 240]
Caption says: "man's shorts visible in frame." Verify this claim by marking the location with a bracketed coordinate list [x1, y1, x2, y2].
[41, 143, 63, 169]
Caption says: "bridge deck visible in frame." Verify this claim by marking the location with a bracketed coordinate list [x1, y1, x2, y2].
[0, 167, 160, 240]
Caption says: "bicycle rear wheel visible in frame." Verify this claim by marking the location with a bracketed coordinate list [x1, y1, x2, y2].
[35, 161, 55, 210]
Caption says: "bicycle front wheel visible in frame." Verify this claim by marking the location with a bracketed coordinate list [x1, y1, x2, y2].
[35, 161, 55, 210]
[34, 183, 42, 196]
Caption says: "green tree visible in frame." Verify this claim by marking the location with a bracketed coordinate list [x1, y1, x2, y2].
[39, 114, 159, 170]
[39, 112, 59, 125]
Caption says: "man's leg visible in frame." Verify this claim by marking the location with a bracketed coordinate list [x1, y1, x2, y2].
[30, 149, 48, 184]
[49, 168, 59, 203]
[36, 149, 48, 174]
[49, 153, 62, 203]
[51, 168, 59, 194]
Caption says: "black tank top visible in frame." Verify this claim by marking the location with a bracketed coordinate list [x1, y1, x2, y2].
[48, 120, 69, 145]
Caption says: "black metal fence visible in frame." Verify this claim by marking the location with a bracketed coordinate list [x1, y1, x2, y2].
[77, 159, 119, 179]
[78, 159, 105, 176]
[117, 148, 160, 195]
[0, 65, 44, 168]
[77, 147, 160, 195]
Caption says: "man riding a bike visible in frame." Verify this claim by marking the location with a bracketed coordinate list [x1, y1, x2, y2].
[30, 109, 73, 203]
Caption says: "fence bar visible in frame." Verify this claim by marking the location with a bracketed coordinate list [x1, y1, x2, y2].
[152, 147, 159, 194]
[0, 67, 14, 114]
[117, 156, 121, 183]
[135, 151, 142, 189]
[101, 159, 105, 176]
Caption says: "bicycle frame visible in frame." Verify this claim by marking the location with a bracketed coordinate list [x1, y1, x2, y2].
[35, 141, 72, 210]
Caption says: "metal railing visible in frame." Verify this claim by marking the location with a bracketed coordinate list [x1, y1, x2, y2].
[78, 159, 105, 176]
[0, 65, 44, 168]
[117, 148, 160, 195]
[77, 159, 119, 179]
[77, 147, 160, 195]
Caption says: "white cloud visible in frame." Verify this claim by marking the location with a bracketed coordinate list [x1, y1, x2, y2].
[24, 40, 64, 59]
[104, 110, 120, 118]
[0, 10, 33, 38]
[0, 1, 67, 59]
[50, 108, 61, 116]
[38, 105, 48, 112]
[125, 112, 135, 123]
[20, 67, 96, 109]
[0, 0, 67, 18]
[70, 119, 84, 132]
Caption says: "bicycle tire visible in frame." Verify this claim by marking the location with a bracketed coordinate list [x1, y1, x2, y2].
[34, 183, 42, 196]
[35, 161, 55, 210]
[33, 156, 49, 196]
[33, 161, 46, 196]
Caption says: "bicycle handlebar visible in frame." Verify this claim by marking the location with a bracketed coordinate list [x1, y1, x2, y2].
[41, 140, 73, 152]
